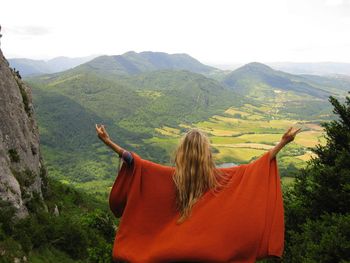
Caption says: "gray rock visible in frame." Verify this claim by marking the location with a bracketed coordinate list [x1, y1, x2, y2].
[53, 204, 59, 216]
[0, 48, 48, 218]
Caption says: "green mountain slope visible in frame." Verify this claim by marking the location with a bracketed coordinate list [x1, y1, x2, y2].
[223, 62, 333, 98]
[8, 55, 97, 76]
[74, 51, 218, 75]
[222, 62, 349, 119]
[27, 68, 249, 194]
[26, 57, 348, 196]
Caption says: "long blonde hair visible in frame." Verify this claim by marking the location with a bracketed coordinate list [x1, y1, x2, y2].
[172, 128, 231, 224]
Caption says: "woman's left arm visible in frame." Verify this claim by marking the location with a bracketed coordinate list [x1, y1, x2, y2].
[269, 126, 302, 161]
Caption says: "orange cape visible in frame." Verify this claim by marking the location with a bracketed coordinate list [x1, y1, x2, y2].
[109, 151, 284, 262]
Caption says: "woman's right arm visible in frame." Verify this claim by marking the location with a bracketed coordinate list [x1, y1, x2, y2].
[268, 126, 302, 161]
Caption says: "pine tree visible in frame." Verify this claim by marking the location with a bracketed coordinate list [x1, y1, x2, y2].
[283, 92, 350, 262]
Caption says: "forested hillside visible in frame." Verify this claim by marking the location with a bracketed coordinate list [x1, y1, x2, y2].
[8, 55, 97, 77]
[283, 93, 350, 262]
[73, 51, 218, 75]
[0, 48, 115, 263]
[25, 52, 350, 197]
[2, 47, 350, 262]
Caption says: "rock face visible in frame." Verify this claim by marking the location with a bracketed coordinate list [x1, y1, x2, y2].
[0, 48, 47, 218]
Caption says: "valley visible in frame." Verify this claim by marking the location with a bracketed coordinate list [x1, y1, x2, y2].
[145, 101, 327, 186]
[25, 51, 348, 199]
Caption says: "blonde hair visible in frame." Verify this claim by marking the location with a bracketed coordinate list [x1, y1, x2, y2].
[172, 128, 231, 224]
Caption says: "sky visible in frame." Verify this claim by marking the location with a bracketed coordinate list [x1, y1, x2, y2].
[1, 0, 350, 64]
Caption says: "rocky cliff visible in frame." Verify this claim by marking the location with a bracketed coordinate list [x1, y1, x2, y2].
[0, 48, 47, 218]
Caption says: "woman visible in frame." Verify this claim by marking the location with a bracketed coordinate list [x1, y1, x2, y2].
[96, 124, 301, 263]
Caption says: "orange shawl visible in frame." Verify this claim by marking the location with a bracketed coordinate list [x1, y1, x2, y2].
[109, 151, 284, 262]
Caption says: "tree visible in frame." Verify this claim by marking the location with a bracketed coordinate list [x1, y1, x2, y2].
[283, 92, 350, 262]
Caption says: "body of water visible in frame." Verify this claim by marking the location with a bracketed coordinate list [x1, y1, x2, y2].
[217, 162, 237, 168]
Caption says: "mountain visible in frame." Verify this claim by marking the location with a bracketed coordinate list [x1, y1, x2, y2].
[0, 48, 117, 262]
[0, 49, 48, 218]
[8, 55, 97, 76]
[268, 62, 350, 76]
[224, 62, 350, 99]
[75, 51, 219, 75]
[223, 62, 334, 99]
[8, 58, 49, 76]
[222, 62, 350, 119]
[26, 55, 350, 196]
[26, 67, 250, 191]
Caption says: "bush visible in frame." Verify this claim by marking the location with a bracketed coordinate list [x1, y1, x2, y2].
[0, 177, 115, 262]
[283, 92, 350, 262]
[8, 149, 20, 162]
[285, 213, 350, 262]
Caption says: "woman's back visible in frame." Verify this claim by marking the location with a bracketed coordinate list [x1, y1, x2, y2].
[109, 151, 284, 263]
[97, 125, 301, 262]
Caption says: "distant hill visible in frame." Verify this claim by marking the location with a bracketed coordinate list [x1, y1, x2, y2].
[75, 51, 219, 75]
[8, 55, 97, 76]
[27, 68, 250, 186]
[223, 62, 340, 99]
[267, 62, 350, 76]
[26, 55, 350, 196]
[222, 62, 350, 120]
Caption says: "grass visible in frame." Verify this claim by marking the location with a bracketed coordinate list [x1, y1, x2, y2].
[29, 246, 79, 263]
[212, 143, 274, 150]
[155, 126, 181, 137]
[281, 176, 295, 186]
[224, 107, 251, 117]
[235, 133, 281, 143]
[296, 151, 318, 161]
[210, 136, 247, 144]
[293, 130, 326, 147]
[214, 148, 266, 163]
[144, 137, 180, 156]
[147, 104, 327, 173]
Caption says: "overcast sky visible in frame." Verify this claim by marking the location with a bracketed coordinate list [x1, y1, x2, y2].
[1, 0, 350, 64]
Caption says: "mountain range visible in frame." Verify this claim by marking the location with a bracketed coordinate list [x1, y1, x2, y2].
[24, 51, 350, 195]
[74, 51, 218, 76]
[10, 51, 350, 78]
[267, 62, 350, 76]
[8, 55, 98, 76]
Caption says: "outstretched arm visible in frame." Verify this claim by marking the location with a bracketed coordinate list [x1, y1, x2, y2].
[95, 124, 125, 157]
[269, 126, 302, 161]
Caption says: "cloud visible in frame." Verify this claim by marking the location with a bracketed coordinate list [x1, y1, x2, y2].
[7, 26, 52, 36]
[325, 0, 345, 6]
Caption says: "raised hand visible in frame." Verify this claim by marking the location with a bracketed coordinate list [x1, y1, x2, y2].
[95, 124, 110, 143]
[95, 124, 126, 156]
[281, 126, 302, 145]
[268, 126, 302, 161]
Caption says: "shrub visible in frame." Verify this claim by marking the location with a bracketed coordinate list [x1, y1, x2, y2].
[8, 149, 20, 162]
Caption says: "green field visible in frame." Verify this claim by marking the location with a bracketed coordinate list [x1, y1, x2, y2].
[27, 59, 339, 197]
[146, 103, 327, 179]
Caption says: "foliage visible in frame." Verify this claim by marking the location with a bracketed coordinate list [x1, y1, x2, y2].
[15, 78, 31, 115]
[0, 177, 116, 262]
[8, 149, 20, 162]
[26, 69, 248, 195]
[286, 213, 350, 262]
[283, 92, 350, 262]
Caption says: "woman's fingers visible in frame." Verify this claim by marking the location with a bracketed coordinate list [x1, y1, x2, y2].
[286, 127, 292, 134]
[95, 124, 104, 135]
[294, 127, 302, 134]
